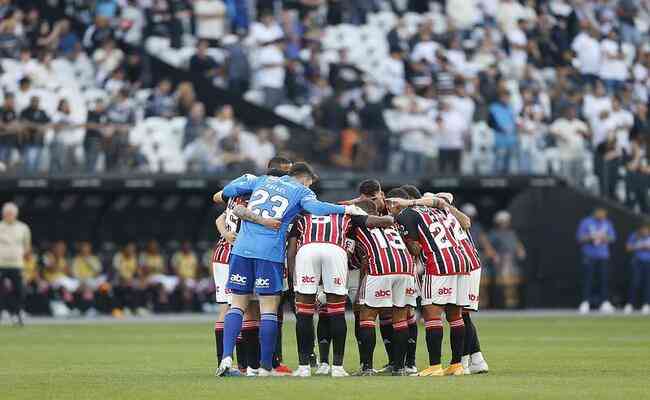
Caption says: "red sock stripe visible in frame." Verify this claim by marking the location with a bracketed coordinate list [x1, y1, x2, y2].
[407, 315, 417, 325]
[236, 334, 243, 342]
[424, 318, 443, 330]
[360, 320, 376, 328]
[379, 317, 393, 326]
[214, 321, 224, 331]
[449, 319, 465, 328]
[296, 302, 316, 315]
[242, 320, 260, 330]
[326, 302, 346, 315]
[392, 320, 409, 331]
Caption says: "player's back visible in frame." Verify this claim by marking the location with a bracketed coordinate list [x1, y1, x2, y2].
[294, 213, 354, 249]
[234, 175, 311, 262]
[355, 224, 414, 276]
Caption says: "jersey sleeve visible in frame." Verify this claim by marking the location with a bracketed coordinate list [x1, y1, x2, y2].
[396, 208, 420, 241]
[288, 216, 302, 239]
[222, 174, 259, 198]
[299, 188, 346, 215]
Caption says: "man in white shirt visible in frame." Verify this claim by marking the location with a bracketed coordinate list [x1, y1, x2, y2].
[381, 49, 405, 97]
[436, 99, 469, 174]
[571, 23, 601, 86]
[0, 202, 31, 326]
[549, 106, 590, 185]
[507, 19, 528, 78]
[247, 12, 283, 46]
[256, 40, 286, 109]
[193, 0, 227, 44]
[598, 29, 629, 93]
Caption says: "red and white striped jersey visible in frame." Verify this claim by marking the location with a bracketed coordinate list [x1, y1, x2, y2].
[213, 196, 248, 264]
[396, 206, 474, 276]
[460, 231, 481, 271]
[290, 213, 368, 250]
[354, 224, 415, 276]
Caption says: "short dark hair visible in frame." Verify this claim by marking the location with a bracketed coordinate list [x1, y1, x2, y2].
[359, 179, 381, 196]
[355, 199, 377, 215]
[289, 161, 318, 180]
[386, 188, 409, 199]
[267, 156, 292, 170]
[400, 185, 422, 199]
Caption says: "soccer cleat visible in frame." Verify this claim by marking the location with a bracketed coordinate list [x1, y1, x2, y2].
[391, 368, 407, 376]
[216, 357, 239, 377]
[600, 301, 615, 314]
[292, 365, 311, 377]
[623, 304, 634, 314]
[444, 363, 464, 376]
[642, 304, 650, 315]
[353, 368, 376, 376]
[315, 363, 331, 375]
[578, 301, 590, 314]
[331, 365, 349, 377]
[246, 367, 259, 376]
[461, 355, 471, 375]
[405, 365, 418, 375]
[376, 363, 393, 374]
[417, 365, 444, 377]
[469, 352, 489, 374]
[273, 364, 293, 376]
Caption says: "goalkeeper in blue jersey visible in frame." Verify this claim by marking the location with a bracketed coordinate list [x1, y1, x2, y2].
[215, 162, 365, 377]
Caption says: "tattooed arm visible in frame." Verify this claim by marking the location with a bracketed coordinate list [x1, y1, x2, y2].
[232, 205, 282, 230]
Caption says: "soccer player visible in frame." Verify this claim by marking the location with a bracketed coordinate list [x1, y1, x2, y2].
[287, 203, 393, 377]
[215, 162, 365, 377]
[354, 198, 417, 376]
[387, 190, 473, 376]
[340, 179, 395, 372]
[212, 157, 292, 375]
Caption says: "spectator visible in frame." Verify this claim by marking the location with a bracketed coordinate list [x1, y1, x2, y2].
[84, 100, 109, 173]
[223, 33, 250, 94]
[23, 248, 49, 315]
[436, 98, 469, 174]
[19, 96, 50, 173]
[571, 21, 600, 87]
[55, 19, 79, 55]
[171, 241, 198, 311]
[488, 88, 518, 174]
[625, 135, 649, 213]
[256, 39, 286, 109]
[138, 240, 166, 312]
[146, 79, 176, 118]
[117, 0, 145, 45]
[175, 81, 197, 116]
[0, 15, 21, 59]
[624, 223, 650, 315]
[42, 241, 77, 314]
[0, 202, 32, 325]
[50, 98, 84, 174]
[0, 93, 19, 168]
[183, 101, 208, 148]
[548, 105, 590, 185]
[576, 208, 616, 314]
[93, 38, 124, 83]
[328, 48, 363, 95]
[247, 11, 283, 46]
[598, 29, 628, 94]
[83, 15, 114, 52]
[189, 39, 221, 82]
[488, 210, 526, 309]
[210, 104, 235, 140]
[380, 48, 406, 98]
[105, 89, 136, 171]
[193, 0, 227, 45]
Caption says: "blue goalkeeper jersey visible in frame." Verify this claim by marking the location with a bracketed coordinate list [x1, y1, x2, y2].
[222, 174, 346, 263]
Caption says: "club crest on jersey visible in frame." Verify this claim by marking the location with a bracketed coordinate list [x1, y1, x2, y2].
[375, 289, 391, 298]
[230, 274, 247, 285]
[255, 278, 270, 288]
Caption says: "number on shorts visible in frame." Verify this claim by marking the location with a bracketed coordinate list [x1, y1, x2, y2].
[370, 228, 407, 250]
[248, 189, 290, 219]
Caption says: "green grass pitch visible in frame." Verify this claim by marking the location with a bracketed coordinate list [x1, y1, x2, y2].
[2, 316, 650, 400]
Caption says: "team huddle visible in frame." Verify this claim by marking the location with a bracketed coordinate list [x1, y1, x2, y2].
[211, 157, 488, 377]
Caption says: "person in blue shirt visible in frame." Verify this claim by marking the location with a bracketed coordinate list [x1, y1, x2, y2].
[623, 223, 650, 315]
[215, 162, 364, 377]
[576, 208, 616, 314]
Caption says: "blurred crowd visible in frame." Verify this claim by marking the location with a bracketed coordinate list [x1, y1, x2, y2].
[0, 0, 648, 212]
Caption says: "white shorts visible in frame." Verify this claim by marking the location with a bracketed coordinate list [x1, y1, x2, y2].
[420, 274, 470, 307]
[362, 274, 417, 308]
[347, 269, 361, 303]
[465, 268, 481, 311]
[295, 243, 348, 296]
[213, 262, 231, 304]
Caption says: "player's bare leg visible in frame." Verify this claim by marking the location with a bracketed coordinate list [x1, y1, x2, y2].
[216, 293, 251, 377]
[326, 293, 348, 377]
[390, 307, 409, 376]
[241, 302, 261, 376]
[418, 304, 445, 376]
[294, 293, 317, 377]
[357, 306, 380, 376]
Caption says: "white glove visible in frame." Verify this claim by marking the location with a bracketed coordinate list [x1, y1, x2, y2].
[345, 205, 367, 216]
